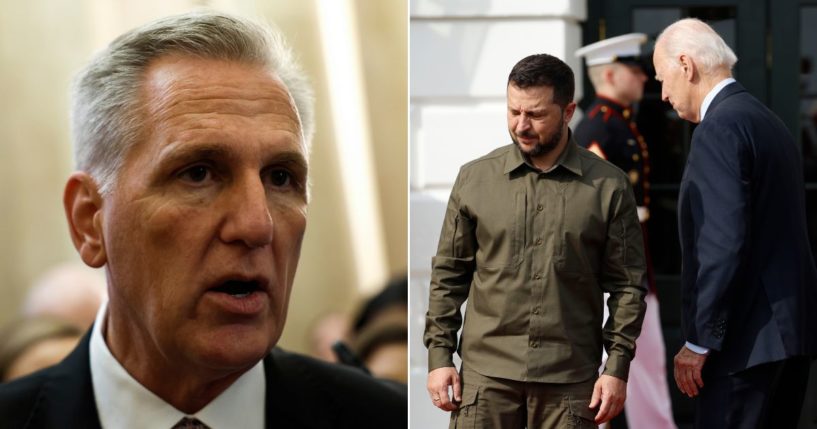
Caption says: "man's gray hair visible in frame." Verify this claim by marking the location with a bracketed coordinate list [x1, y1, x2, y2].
[71, 10, 314, 195]
[656, 18, 738, 75]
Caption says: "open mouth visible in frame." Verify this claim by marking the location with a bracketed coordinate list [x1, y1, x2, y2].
[210, 280, 263, 298]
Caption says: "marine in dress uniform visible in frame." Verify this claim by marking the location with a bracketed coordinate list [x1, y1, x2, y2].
[575, 33, 677, 429]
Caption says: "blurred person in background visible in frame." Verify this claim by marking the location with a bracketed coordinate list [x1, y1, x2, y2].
[348, 274, 408, 383]
[0, 10, 405, 428]
[350, 307, 408, 383]
[22, 262, 107, 331]
[308, 310, 350, 363]
[0, 317, 83, 382]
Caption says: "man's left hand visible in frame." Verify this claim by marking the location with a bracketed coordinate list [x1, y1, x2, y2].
[589, 374, 626, 424]
[673, 345, 707, 397]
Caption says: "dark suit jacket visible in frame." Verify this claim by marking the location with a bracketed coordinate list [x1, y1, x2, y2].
[0, 332, 407, 428]
[679, 81, 817, 375]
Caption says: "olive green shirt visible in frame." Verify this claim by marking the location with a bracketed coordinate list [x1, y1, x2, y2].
[424, 134, 647, 383]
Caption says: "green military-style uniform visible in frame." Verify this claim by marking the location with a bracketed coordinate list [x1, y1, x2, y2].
[424, 132, 647, 427]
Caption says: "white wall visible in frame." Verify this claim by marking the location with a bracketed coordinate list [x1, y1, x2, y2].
[409, 1, 586, 426]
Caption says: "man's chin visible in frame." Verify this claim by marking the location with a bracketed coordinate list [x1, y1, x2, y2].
[675, 109, 696, 123]
[193, 325, 277, 371]
[516, 141, 557, 158]
[514, 139, 537, 153]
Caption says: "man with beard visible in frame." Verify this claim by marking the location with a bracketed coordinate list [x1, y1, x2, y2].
[424, 53, 647, 428]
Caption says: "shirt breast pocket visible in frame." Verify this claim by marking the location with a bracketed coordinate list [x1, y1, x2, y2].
[473, 190, 526, 268]
[556, 192, 605, 274]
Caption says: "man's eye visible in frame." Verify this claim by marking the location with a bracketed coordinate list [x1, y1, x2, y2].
[179, 165, 211, 183]
[267, 169, 292, 187]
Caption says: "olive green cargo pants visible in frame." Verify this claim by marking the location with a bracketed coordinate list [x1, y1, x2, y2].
[449, 364, 598, 429]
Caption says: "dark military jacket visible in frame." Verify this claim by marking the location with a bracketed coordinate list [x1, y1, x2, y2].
[575, 96, 650, 208]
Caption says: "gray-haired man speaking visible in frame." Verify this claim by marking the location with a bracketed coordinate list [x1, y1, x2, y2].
[0, 11, 405, 428]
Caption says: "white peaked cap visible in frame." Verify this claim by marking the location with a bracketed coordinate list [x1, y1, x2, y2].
[575, 33, 648, 67]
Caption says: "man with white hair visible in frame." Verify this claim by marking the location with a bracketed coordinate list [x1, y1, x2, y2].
[0, 11, 405, 428]
[654, 18, 817, 428]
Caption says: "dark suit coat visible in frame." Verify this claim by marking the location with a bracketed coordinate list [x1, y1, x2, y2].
[0, 332, 407, 428]
[679, 81, 817, 375]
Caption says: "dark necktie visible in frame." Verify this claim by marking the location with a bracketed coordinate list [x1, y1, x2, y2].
[172, 417, 210, 429]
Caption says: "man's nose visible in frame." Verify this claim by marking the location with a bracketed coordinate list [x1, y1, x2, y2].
[220, 176, 273, 248]
[515, 114, 531, 134]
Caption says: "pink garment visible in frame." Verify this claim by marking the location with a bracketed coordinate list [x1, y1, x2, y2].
[602, 292, 676, 429]
[625, 292, 676, 428]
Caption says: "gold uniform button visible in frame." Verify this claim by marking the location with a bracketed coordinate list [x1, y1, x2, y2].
[632, 153, 640, 161]
[629, 170, 640, 185]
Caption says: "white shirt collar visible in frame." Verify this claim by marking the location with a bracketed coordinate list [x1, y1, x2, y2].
[90, 301, 266, 429]
[700, 77, 736, 121]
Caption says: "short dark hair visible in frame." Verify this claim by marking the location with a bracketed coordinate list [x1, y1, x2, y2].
[507, 54, 575, 107]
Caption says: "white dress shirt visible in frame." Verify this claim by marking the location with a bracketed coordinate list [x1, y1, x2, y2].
[89, 301, 265, 428]
[699, 77, 736, 122]
[684, 76, 737, 356]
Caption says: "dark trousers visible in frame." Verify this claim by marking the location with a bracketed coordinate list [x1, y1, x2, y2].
[695, 356, 811, 429]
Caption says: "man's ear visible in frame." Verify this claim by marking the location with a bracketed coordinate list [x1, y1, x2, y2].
[603, 66, 616, 86]
[679, 54, 696, 82]
[563, 101, 577, 124]
[64, 172, 107, 268]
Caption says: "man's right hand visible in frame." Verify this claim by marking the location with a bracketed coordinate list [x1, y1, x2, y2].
[427, 367, 461, 411]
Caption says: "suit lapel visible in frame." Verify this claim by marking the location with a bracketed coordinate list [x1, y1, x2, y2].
[30, 331, 101, 428]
